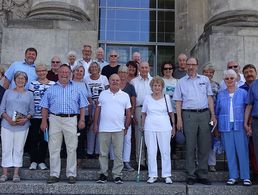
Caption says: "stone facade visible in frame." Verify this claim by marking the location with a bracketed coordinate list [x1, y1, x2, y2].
[175, 0, 258, 81]
[0, 0, 98, 67]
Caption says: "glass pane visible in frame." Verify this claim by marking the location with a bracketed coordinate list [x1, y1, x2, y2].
[158, 0, 174, 9]
[157, 46, 175, 76]
[157, 11, 174, 42]
[103, 0, 156, 8]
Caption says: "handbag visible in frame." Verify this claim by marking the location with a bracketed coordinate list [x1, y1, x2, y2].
[164, 94, 173, 126]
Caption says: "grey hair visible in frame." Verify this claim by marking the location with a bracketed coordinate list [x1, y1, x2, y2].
[223, 69, 237, 79]
[67, 51, 77, 58]
[36, 63, 48, 71]
[88, 61, 101, 74]
[203, 64, 216, 72]
[73, 64, 85, 74]
[118, 65, 128, 73]
[14, 71, 28, 84]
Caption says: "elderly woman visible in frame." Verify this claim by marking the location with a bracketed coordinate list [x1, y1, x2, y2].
[72, 64, 92, 166]
[126, 61, 138, 82]
[216, 69, 251, 186]
[0, 71, 34, 182]
[85, 61, 109, 158]
[28, 64, 55, 170]
[67, 51, 78, 70]
[142, 76, 175, 184]
[202, 65, 220, 172]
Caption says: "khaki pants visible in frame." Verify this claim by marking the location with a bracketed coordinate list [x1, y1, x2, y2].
[49, 114, 78, 177]
[99, 130, 124, 178]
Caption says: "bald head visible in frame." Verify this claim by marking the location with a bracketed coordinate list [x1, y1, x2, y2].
[177, 53, 187, 70]
[109, 74, 121, 92]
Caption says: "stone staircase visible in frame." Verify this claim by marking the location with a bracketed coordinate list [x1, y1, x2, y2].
[0, 146, 257, 194]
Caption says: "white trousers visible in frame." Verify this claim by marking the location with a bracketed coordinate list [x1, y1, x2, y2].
[145, 131, 172, 177]
[1, 127, 29, 167]
[48, 114, 78, 177]
[110, 125, 132, 162]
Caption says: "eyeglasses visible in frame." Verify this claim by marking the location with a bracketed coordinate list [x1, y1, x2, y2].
[228, 65, 238, 69]
[110, 55, 117, 57]
[51, 61, 60, 63]
[225, 77, 235, 80]
[186, 63, 198, 66]
[163, 68, 173, 70]
[36, 70, 47, 72]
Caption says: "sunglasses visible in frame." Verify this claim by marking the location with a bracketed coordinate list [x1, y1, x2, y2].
[163, 68, 173, 70]
[228, 65, 238, 69]
[110, 55, 117, 57]
[52, 61, 60, 63]
[225, 77, 235, 80]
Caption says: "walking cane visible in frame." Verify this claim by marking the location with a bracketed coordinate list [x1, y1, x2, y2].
[136, 132, 143, 182]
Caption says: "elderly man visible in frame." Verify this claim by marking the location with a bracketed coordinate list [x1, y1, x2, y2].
[93, 74, 131, 184]
[132, 52, 141, 65]
[78, 44, 93, 79]
[47, 56, 62, 82]
[3, 47, 37, 90]
[95, 47, 108, 69]
[173, 53, 187, 79]
[40, 64, 88, 184]
[243, 64, 258, 183]
[173, 57, 216, 185]
[220, 61, 245, 90]
[131, 61, 152, 170]
[101, 50, 120, 79]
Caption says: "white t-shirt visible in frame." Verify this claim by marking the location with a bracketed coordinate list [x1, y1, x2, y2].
[98, 89, 131, 132]
[142, 94, 173, 132]
[85, 75, 109, 100]
[229, 93, 234, 122]
[163, 77, 177, 111]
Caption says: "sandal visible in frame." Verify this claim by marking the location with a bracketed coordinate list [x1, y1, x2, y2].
[226, 178, 237, 185]
[13, 175, 20, 183]
[243, 179, 252, 186]
[0, 175, 8, 183]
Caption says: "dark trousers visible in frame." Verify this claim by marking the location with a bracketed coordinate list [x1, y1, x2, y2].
[76, 115, 89, 159]
[29, 118, 48, 163]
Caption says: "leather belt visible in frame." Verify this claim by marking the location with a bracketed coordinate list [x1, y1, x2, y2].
[182, 108, 208, 113]
[51, 113, 78, 117]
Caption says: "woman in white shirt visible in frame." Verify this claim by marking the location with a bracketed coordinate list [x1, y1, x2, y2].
[141, 76, 175, 184]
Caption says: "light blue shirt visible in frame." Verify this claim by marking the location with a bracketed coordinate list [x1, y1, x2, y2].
[173, 74, 213, 109]
[246, 79, 258, 117]
[40, 81, 88, 114]
[4, 60, 37, 90]
[0, 89, 34, 131]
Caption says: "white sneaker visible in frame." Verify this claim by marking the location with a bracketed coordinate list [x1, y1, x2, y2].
[147, 177, 157, 184]
[29, 162, 37, 170]
[38, 163, 48, 170]
[165, 177, 173, 184]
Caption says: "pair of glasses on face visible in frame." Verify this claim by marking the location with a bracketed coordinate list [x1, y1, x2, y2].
[52, 61, 60, 64]
[225, 77, 235, 80]
[228, 65, 238, 69]
[110, 55, 117, 58]
[163, 68, 172, 70]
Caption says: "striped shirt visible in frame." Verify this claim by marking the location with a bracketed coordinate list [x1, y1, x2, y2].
[29, 80, 55, 118]
[40, 81, 88, 114]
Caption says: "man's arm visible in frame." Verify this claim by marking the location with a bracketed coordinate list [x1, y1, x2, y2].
[78, 107, 85, 130]
[244, 104, 253, 136]
[208, 95, 217, 124]
[93, 105, 101, 134]
[176, 100, 183, 130]
[124, 108, 131, 135]
[40, 108, 49, 131]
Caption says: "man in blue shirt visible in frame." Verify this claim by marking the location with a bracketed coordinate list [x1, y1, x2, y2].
[173, 57, 216, 185]
[3, 47, 37, 90]
[244, 64, 258, 182]
[40, 64, 88, 184]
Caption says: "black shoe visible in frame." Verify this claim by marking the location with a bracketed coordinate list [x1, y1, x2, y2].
[87, 154, 95, 159]
[68, 176, 76, 184]
[97, 174, 107, 183]
[186, 178, 195, 185]
[47, 176, 59, 184]
[114, 177, 123, 184]
[197, 178, 211, 185]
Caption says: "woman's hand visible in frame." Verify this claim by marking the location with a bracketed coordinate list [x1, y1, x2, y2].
[15, 118, 28, 126]
[171, 126, 176, 138]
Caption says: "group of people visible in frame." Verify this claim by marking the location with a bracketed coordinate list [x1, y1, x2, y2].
[0, 46, 257, 187]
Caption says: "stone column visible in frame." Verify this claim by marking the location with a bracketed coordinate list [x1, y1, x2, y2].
[190, 0, 258, 81]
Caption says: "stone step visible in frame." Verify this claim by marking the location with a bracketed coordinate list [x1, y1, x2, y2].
[2, 168, 229, 182]
[0, 180, 257, 195]
[12, 156, 228, 171]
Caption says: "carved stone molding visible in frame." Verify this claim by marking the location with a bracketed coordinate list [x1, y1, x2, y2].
[205, 10, 258, 31]
[26, 1, 90, 22]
